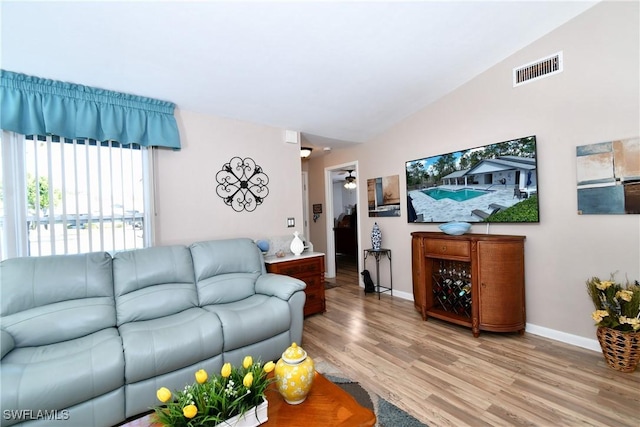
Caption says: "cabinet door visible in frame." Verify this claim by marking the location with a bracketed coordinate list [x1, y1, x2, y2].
[477, 241, 525, 330]
[411, 236, 427, 319]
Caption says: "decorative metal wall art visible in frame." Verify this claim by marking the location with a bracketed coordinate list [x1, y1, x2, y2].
[216, 157, 269, 212]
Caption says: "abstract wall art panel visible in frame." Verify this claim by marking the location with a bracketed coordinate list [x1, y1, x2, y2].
[367, 174, 401, 217]
[576, 137, 640, 215]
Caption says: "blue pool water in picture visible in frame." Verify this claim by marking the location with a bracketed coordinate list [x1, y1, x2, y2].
[422, 188, 489, 202]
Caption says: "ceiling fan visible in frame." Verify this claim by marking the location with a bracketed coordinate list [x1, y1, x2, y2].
[344, 170, 356, 189]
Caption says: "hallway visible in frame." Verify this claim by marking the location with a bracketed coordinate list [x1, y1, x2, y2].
[325, 254, 358, 290]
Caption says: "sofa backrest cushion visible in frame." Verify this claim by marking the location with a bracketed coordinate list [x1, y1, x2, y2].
[113, 245, 197, 325]
[0, 252, 115, 347]
[190, 238, 265, 305]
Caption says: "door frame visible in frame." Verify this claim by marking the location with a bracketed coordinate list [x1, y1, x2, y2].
[324, 160, 359, 279]
[301, 171, 310, 243]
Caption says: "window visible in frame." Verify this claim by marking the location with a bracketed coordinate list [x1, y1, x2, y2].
[1, 131, 153, 259]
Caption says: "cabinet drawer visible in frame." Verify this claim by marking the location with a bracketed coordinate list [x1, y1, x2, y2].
[304, 289, 325, 316]
[265, 254, 325, 317]
[424, 239, 470, 258]
[273, 258, 321, 276]
[303, 276, 322, 291]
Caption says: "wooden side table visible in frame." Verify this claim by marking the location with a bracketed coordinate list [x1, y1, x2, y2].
[363, 248, 393, 299]
[264, 252, 326, 316]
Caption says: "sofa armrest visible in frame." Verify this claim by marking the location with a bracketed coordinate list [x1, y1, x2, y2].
[255, 273, 306, 300]
[1, 329, 15, 359]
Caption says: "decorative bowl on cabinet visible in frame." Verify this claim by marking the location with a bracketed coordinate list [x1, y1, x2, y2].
[438, 221, 471, 235]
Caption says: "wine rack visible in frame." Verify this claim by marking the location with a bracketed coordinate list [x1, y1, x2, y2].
[432, 260, 472, 318]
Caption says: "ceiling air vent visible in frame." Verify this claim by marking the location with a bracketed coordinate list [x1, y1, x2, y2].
[513, 51, 563, 87]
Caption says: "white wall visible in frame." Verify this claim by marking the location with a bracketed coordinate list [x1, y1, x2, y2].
[308, 0, 639, 347]
[154, 109, 303, 246]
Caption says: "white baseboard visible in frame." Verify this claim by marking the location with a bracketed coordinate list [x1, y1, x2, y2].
[525, 323, 601, 352]
[389, 289, 414, 301]
[356, 283, 414, 301]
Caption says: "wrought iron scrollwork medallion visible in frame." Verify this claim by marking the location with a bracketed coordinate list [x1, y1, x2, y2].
[216, 157, 269, 212]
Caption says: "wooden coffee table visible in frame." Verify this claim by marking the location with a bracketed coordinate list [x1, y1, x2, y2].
[119, 371, 375, 427]
[264, 371, 375, 426]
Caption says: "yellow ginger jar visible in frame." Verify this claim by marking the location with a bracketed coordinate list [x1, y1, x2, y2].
[274, 342, 315, 404]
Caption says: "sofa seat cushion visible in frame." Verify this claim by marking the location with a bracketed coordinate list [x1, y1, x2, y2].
[204, 295, 291, 352]
[118, 308, 223, 383]
[123, 355, 223, 418]
[0, 328, 124, 414]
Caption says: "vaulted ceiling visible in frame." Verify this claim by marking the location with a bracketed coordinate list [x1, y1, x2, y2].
[1, 1, 600, 148]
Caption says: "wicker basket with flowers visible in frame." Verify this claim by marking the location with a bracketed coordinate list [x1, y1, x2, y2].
[586, 275, 640, 372]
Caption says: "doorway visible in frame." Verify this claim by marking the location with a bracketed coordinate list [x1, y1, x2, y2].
[301, 171, 310, 243]
[324, 161, 359, 279]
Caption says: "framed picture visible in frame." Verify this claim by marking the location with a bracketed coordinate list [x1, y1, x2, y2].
[576, 137, 640, 214]
[368, 175, 401, 217]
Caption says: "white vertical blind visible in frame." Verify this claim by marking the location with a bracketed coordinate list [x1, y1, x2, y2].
[0, 132, 152, 258]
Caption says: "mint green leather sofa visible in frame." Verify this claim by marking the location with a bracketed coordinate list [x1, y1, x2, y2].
[0, 238, 306, 427]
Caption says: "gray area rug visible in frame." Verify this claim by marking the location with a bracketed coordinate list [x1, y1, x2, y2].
[317, 362, 427, 427]
[324, 280, 338, 290]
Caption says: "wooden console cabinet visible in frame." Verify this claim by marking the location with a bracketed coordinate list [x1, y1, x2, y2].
[265, 253, 325, 316]
[411, 232, 525, 337]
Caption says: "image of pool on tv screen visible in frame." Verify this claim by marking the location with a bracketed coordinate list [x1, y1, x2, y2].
[405, 135, 539, 224]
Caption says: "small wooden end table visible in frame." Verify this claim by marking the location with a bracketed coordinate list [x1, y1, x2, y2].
[264, 371, 375, 426]
[118, 372, 375, 427]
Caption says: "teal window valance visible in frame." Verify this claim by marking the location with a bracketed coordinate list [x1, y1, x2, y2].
[0, 70, 180, 149]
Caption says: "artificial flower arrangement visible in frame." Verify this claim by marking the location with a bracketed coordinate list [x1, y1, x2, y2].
[586, 275, 640, 332]
[153, 356, 275, 427]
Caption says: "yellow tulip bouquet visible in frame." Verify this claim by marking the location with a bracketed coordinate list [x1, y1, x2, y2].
[586, 275, 640, 332]
[153, 356, 275, 426]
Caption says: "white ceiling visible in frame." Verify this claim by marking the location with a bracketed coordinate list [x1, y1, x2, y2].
[1, 1, 599, 148]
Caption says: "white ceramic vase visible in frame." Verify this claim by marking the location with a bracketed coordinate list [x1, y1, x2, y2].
[290, 231, 304, 256]
[214, 398, 268, 427]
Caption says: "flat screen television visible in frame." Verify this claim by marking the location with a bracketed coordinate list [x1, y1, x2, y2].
[405, 135, 539, 223]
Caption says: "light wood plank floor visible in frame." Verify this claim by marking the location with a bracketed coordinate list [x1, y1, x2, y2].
[303, 256, 640, 426]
